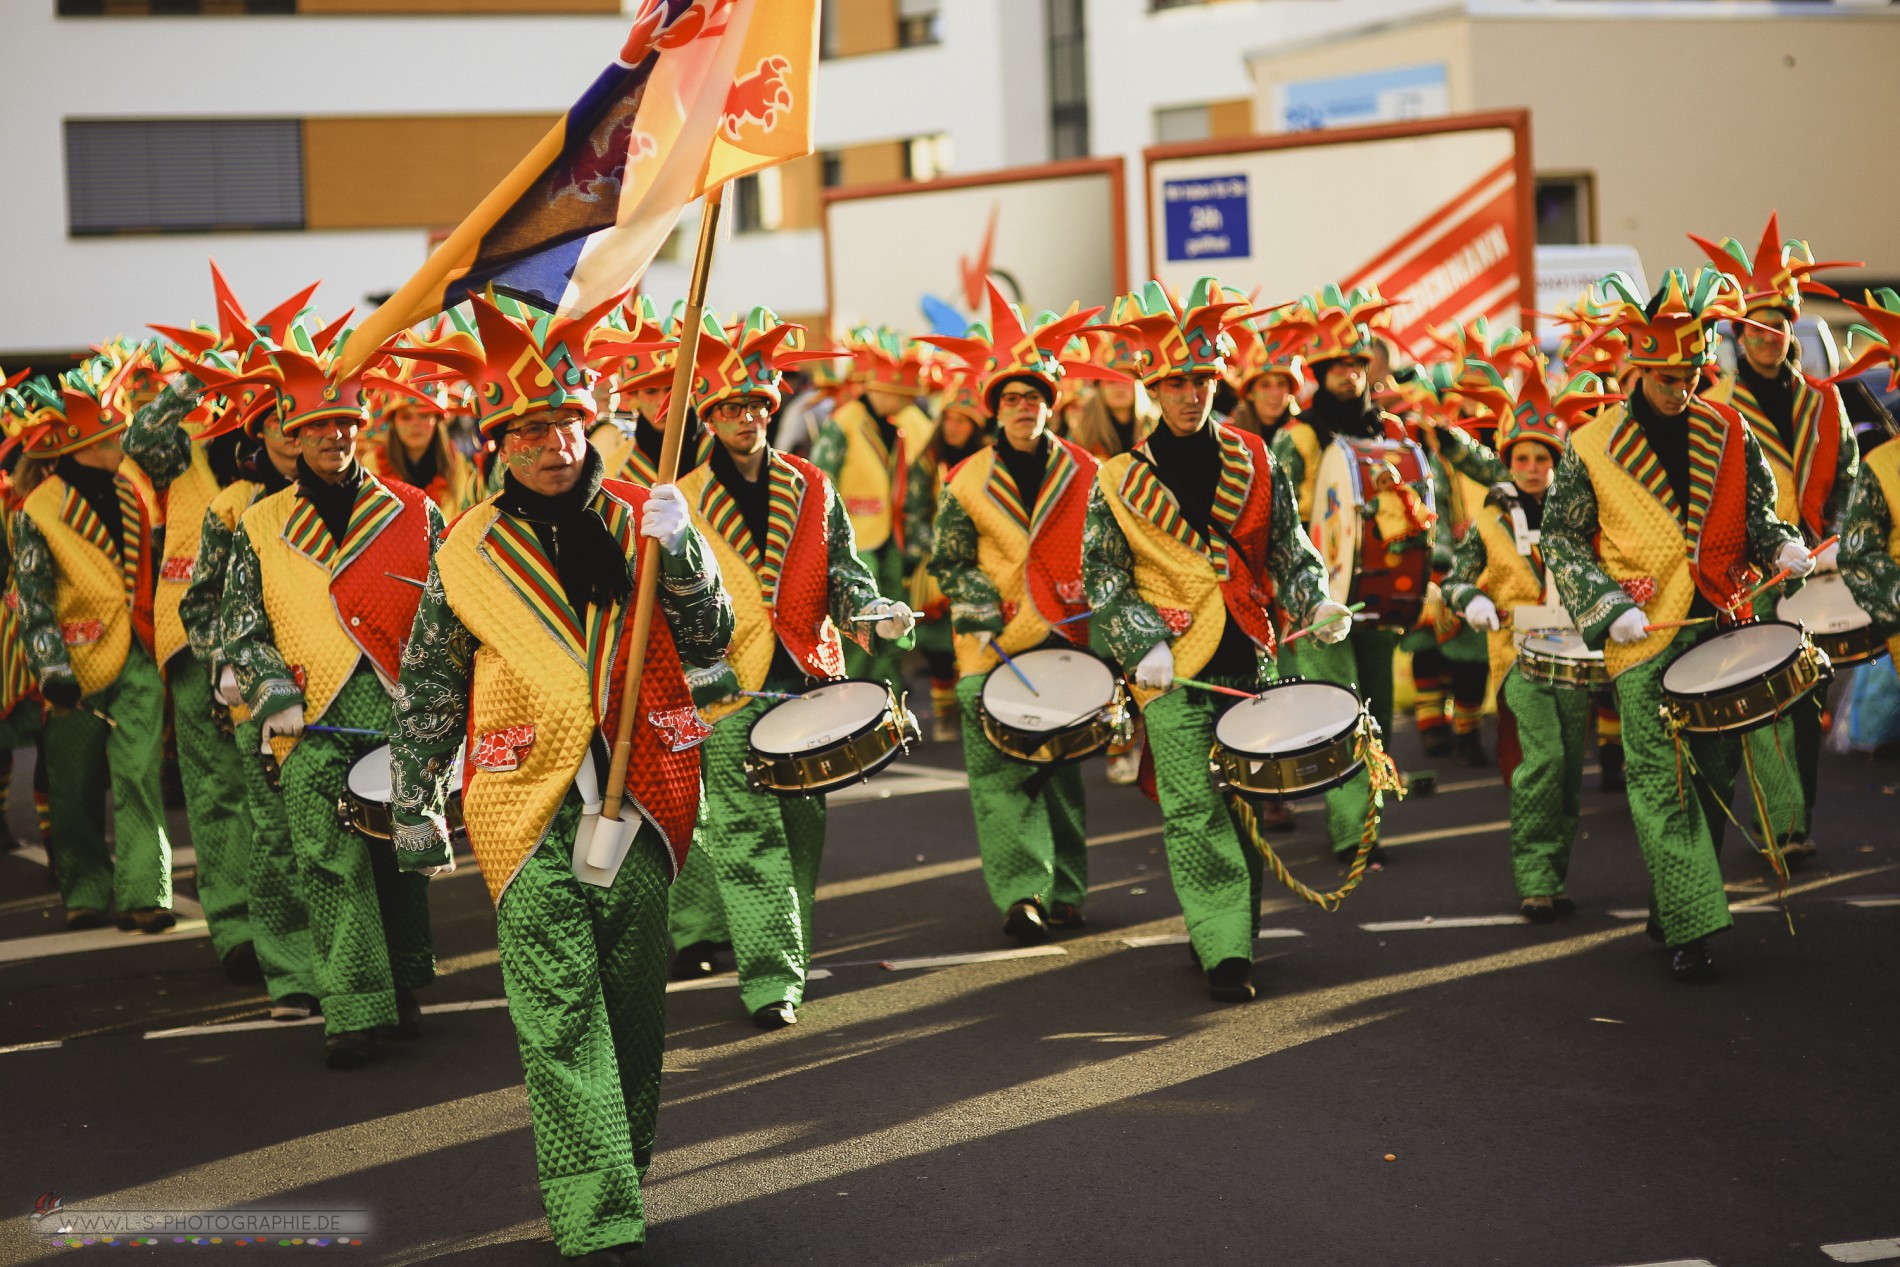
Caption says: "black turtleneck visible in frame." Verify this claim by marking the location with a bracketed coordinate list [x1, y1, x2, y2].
[56, 457, 123, 548]
[709, 442, 805, 684]
[255, 459, 294, 496]
[1627, 389, 1714, 618]
[996, 433, 1049, 508]
[1142, 422, 1255, 679]
[1520, 489, 1544, 533]
[634, 409, 701, 468]
[495, 446, 632, 616]
[1738, 360, 1799, 454]
[296, 457, 363, 550]
[400, 442, 440, 492]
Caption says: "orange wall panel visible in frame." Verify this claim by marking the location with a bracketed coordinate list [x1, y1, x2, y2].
[303, 114, 555, 231]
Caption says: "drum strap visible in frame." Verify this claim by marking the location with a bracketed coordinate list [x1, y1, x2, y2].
[1234, 716, 1404, 911]
[1661, 707, 1795, 927]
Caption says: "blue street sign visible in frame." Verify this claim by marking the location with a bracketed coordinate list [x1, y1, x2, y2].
[1162, 174, 1250, 263]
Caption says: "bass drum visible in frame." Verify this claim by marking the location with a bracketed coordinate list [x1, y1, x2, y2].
[1310, 437, 1435, 632]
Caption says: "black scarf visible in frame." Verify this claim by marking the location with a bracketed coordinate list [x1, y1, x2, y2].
[296, 457, 363, 551]
[496, 446, 632, 615]
[634, 408, 701, 469]
[56, 457, 123, 548]
[1142, 422, 1221, 533]
[254, 456, 293, 496]
[206, 430, 247, 487]
[1629, 387, 1692, 512]
[937, 435, 987, 470]
[1301, 374, 1385, 448]
[399, 441, 440, 491]
[1737, 359, 1799, 455]
[996, 433, 1049, 509]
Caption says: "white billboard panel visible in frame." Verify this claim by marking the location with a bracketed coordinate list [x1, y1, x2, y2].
[1145, 113, 1533, 354]
[825, 160, 1125, 337]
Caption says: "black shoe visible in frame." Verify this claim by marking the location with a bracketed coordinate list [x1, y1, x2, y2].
[1206, 957, 1256, 1003]
[753, 1003, 797, 1031]
[1045, 901, 1087, 931]
[1453, 731, 1489, 767]
[1519, 896, 1555, 924]
[0, 822, 17, 852]
[1599, 743, 1626, 793]
[1551, 893, 1576, 916]
[388, 986, 423, 1040]
[1778, 836, 1818, 868]
[222, 941, 264, 986]
[324, 1029, 378, 1070]
[65, 907, 109, 931]
[117, 907, 177, 934]
[669, 941, 722, 980]
[1643, 916, 1665, 943]
[1002, 899, 1050, 946]
[1670, 939, 1715, 983]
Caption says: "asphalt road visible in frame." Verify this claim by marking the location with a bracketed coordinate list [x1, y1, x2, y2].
[2, 679, 1897, 1267]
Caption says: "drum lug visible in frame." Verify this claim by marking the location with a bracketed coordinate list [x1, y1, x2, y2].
[335, 796, 352, 833]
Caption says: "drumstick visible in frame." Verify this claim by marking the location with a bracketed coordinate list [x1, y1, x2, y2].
[1052, 609, 1093, 626]
[1281, 600, 1368, 644]
[384, 571, 427, 588]
[1739, 535, 1841, 607]
[740, 689, 800, 702]
[306, 725, 387, 738]
[1173, 676, 1256, 701]
[986, 636, 1039, 696]
[83, 706, 118, 729]
[1644, 617, 1717, 633]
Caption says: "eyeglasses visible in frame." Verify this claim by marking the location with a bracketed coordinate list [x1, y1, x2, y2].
[709, 399, 771, 423]
[505, 416, 586, 444]
[995, 391, 1044, 411]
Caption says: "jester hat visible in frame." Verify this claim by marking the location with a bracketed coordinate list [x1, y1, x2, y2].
[846, 325, 934, 396]
[588, 294, 684, 394]
[16, 358, 128, 459]
[1226, 298, 1315, 392]
[1302, 283, 1398, 366]
[383, 292, 621, 436]
[1423, 316, 1538, 381]
[183, 304, 370, 436]
[1592, 267, 1745, 369]
[676, 307, 840, 413]
[1111, 278, 1251, 387]
[938, 361, 989, 426]
[922, 279, 1122, 408]
[1552, 285, 1628, 376]
[1490, 366, 1619, 459]
[1833, 287, 1900, 394]
[1689, 212, 1861, 319]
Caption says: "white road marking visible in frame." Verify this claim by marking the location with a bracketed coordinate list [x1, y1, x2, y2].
[828, 767, 969, 805]
[667, 969, 835, 994]
[1359, 915, 1529, 932]
[1120, 930, 1303, 948]
[1847, 898, 1900, 908]
[1822, 1239, 1900, 1263]
[880, 946, 1067, 971]
[0, 918, 211, 964]
[1593, 1260, 1718, 1267]
[144, 997, 513, 1041]
[0, 1039, 63, 1055]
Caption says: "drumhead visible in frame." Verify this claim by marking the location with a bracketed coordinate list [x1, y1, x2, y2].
[348, 745, 394, 800]
[1521, 632, 1603, 662]
[749, 680, 889, 754]
[1661, 622, 1805, 696]
[979, 649, 1114, 732]
[1777, 572, 1873, 635]
[1311, 442, 1364, 606]
[1213, 680, 1362, 755]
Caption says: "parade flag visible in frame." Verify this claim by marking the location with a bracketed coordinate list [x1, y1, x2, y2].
[338, 0, 817, 375]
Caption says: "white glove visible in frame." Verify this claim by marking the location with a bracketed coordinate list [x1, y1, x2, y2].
[1608, 607, 1650, 645]
[1133, 641, 1175, 691]
[1308, 600, 1355, 645]
[418, 857, 456, 879]
[1463, 595, 1500, 633]
[258, 703, 305, 753]
[1776, 539, 1816, 580]
[860, 598, 915, 640]
[640, 483, 691, 556]
[1811, 540, 1840, 574]
[214, 666, 244, 708]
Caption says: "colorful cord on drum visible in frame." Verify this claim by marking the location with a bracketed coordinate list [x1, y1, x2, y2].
[1233, 715, 1405, 912]
[1662, 707, 1796, 933]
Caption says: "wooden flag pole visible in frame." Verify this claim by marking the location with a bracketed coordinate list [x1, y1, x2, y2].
[601, 183, 725, 824]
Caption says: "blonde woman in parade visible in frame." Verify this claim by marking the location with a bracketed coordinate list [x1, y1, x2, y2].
[375, 372, 477, 519]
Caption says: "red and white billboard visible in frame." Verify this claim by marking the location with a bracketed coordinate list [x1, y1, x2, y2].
[1144, 112, 1534, 353]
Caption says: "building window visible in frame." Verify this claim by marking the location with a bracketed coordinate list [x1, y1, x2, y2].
[1047, 0, 1089, 159]
[821, 150, 844, 189]
[65, 118, 304, 236]
[1149, 0, 1205, 10]
[58, 0, 295, 12]
[905, 135, 953, 183]
[1535, 173, 1596, 246]
[1154, 105, 1212, 145]
[733, 168, 786, 235]
[819, 0, 841, 59]
[897, 0, 939, 48]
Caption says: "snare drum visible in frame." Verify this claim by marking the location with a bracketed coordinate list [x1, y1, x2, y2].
[337, 744, 466, 843]
[1310, 437, 1436, 632]
[1209, 679, 1369, 799]
[745, 679, 921, 796]
[977, 647, 1129, 765]
[1660, 620, 1829, 735]
[1776, 573, 1882, 666]
[1516, 631, 1609, 689]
